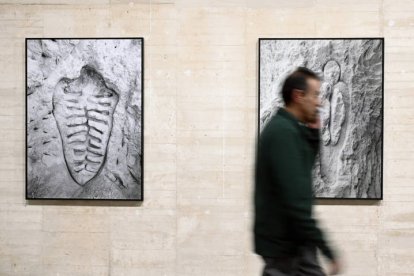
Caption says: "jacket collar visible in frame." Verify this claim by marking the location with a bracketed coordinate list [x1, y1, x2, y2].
[277, 107, 304, 126]
[277, 108, 320, 143]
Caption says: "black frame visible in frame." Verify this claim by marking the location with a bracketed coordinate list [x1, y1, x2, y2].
[25, 37, 144, 201]
[258, 37, 384, 200]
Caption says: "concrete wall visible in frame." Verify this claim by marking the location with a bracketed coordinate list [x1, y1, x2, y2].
[0, 0, 413, 275]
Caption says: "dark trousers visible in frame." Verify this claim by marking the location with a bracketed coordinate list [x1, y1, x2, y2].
[262, 247, 326, 276]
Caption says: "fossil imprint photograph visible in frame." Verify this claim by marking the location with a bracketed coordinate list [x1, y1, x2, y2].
[26, 38, 143, 200]
[259, 38, 383, 199]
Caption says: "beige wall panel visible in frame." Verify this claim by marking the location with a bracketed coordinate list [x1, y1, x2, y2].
[0, 1, 414, 275]
[0, 1, 109, 4]
[0, 205, 42, 275]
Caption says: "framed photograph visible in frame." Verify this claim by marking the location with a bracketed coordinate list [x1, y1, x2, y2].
[259, 38, 383, 199]
[26, 38, 144, 200]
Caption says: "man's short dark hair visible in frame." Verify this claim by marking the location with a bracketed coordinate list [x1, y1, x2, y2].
[281, 67, 320, 106]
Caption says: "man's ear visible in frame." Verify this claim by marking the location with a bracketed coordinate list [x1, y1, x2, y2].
[291, 89, 304, 104]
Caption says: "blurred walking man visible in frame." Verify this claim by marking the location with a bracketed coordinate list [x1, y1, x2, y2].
[254, 67, 341, 276]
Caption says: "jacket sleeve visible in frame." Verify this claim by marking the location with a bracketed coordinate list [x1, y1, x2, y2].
[269, 126, 336, 260]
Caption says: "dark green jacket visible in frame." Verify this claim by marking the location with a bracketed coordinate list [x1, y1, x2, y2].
[254, 108, 335, 260]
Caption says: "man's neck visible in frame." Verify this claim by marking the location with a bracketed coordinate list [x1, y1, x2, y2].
[285, 105, 305, 123]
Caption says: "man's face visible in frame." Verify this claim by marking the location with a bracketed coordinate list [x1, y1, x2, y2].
[300, 78, 321, 124]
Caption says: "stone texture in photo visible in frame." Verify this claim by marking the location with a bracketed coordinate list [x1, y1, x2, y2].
[259, 39, 383, 199]
[26, 39, 143, 200]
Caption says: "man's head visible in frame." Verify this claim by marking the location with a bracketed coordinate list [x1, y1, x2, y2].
[281, 67, 321, 124]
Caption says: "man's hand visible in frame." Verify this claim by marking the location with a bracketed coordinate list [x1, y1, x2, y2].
[328, 259, 342, 275]
[307, 115, 321, 129]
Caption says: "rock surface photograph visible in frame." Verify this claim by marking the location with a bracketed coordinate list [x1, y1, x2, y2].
[26, 38, 143, 200]
[259, 38, 383, 199]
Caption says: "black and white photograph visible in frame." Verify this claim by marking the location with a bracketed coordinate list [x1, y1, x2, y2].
[26, 38, 143, 200]
[259, 38, 383, 199]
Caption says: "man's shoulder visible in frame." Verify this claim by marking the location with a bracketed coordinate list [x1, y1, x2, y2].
[262, 113, 298, 136]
